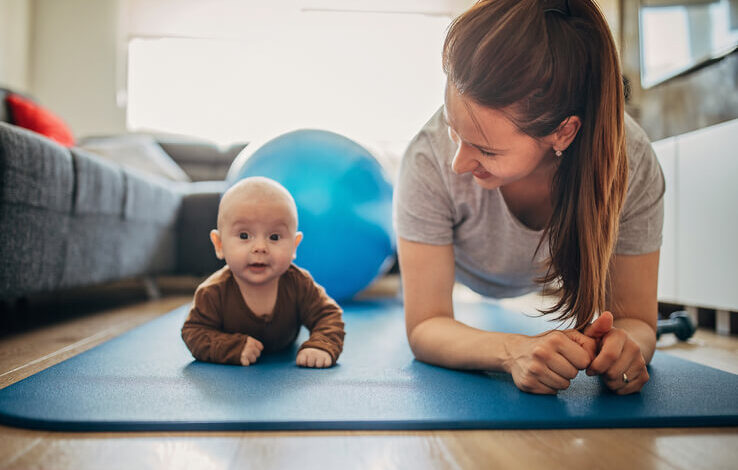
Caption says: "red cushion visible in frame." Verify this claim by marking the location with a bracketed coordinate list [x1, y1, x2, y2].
[6, 93, 75, 147]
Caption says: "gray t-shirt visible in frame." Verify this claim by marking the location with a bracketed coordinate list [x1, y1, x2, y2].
[394, 107, 664, 298]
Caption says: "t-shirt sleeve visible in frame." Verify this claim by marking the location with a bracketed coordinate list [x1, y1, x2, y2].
[181, 284, 249, 365]
[295, 271, 345, 364]
[394, 132, 456, 245]
[615, 139, 665, 255]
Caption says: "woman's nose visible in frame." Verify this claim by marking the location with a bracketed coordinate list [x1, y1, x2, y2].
[451, 144, 478, 175]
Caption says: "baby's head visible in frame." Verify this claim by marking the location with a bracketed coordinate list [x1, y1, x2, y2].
[211, 177, 303, 288]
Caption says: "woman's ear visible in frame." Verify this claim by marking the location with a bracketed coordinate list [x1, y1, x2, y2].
[553, 116, 582, 152]
[210, 229, 224, 260]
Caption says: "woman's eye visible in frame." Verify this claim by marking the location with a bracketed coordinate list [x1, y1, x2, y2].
[239, 232, 249, 240]
[269, 234, 281, 241]
[479, 149, 497, 157]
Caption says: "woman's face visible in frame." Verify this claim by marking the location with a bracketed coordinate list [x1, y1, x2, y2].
[443, 81, 557, 190]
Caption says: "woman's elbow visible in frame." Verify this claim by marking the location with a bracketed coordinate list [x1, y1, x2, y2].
[406, 319, 431, 360]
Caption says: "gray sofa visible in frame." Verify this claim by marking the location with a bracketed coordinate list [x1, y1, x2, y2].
[0, 121, 239, 300]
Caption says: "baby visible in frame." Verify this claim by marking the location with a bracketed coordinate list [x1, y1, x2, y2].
[181, 176, 345, 368]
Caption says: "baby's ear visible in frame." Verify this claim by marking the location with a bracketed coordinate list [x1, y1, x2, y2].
[210, 229, 224, 260]
[293, 232, 303, 259]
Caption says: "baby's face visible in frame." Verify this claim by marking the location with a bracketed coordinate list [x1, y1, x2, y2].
[216, 197, 301, 289]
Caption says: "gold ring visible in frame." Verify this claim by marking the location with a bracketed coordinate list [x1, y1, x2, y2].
[623, 372, 630, 384]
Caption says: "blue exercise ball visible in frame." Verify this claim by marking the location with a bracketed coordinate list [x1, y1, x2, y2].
[226, 129, 395, 301]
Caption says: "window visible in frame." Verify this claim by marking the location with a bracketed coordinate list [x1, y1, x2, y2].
[639, 0, 738, 88]
[126, 9, 451, 155]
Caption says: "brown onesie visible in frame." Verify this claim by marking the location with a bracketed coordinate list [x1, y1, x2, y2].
[181, 264, 345, 365]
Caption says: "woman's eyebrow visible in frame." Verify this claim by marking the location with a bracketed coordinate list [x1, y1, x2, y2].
[471, 143, 506, 153]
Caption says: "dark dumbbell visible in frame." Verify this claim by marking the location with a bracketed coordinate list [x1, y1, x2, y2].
[657, 311, 696, 341]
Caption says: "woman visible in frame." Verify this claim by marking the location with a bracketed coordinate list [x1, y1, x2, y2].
[394, 0, 664, 395]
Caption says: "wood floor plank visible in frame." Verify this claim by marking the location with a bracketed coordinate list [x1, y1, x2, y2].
[0, 296, 191, 390]
[1, 428, 736, 470]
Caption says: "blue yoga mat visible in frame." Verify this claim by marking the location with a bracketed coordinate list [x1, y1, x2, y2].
[1, 299, 737, 431]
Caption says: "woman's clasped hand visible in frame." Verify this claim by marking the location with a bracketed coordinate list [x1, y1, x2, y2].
[504, 312, 649, 395]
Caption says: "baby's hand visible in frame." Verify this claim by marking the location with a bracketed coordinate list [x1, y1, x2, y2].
[296, 348, 333, 368]
[240, 337, 263, 366]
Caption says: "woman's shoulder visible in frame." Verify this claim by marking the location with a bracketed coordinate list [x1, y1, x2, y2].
[404, 106, 455, 163]
[624, 113, 657, 171]
[399, 105, 463, 193]
[617, 114, 665, 253]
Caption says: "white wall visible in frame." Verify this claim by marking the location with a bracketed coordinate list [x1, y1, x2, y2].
[0, 0, 32, 92]
[30, 0, 126, 137]
[654, 118, 738, 311]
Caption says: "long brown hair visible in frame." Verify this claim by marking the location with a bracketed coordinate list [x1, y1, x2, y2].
[442, 0, 628, 328]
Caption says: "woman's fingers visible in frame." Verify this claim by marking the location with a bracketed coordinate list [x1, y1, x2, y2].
[514, 371, 560, 395]
[525, 351, 573, 390]
[509, 332, 593, 394]
[562, 330, 598, 366]
[582, 311, 614, 339]
[546, 352, 581, 381]
[583, 327, 650, 394]
[608, 364, 649, 395]
[601, 343, 649, 393]
[537, 366, 573, 391]
[587, 329, 625, 376]
[602, 340, 638, 381]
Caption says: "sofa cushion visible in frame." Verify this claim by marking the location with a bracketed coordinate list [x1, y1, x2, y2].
[0, 123, 75, 296]
[5, 93, 76, 147]
[0, 123, 74, 212]
[70, 148, 126, 216]
[79, 134, 191, 183]
[56, 151, 182, 289]
[157, 138, 245, 181]
[176, 180, 228, 275]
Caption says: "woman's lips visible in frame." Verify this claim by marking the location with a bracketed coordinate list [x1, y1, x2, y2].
[472, 168, 492, 179]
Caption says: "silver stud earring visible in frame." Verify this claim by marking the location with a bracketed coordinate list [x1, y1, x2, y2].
[554, 149, 563, 157]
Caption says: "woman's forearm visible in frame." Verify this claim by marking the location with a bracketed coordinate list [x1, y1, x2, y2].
[408, 316, 519, 372]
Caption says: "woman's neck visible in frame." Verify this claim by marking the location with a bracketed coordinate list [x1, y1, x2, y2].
[500, 160, 557, 231]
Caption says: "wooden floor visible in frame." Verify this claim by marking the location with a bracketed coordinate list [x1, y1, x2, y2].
[1, 278, 737, 470]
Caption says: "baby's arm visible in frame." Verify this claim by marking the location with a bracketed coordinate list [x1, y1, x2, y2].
[181, 287, 251, 365]
[297, 279, 346, 367]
